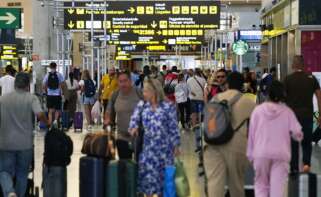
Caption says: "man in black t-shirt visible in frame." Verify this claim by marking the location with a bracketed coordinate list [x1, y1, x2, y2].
[284, 55, 321, 173]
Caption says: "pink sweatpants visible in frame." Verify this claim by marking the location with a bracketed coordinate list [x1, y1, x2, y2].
[253, 158, 289, 197]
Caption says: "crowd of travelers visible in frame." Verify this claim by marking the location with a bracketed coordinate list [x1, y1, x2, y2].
[0, 54, 320, 197]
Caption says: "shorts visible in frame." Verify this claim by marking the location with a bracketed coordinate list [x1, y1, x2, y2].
[47, 95, 62, 110]
[190, 100, 204, 114]
[83, 96, 95, 105]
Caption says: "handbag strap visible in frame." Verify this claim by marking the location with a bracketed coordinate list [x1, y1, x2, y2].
[194, 77, 204, 94]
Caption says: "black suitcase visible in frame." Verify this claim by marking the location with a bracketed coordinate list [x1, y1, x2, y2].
[288, 172, 321, 197]
[79, 156, 105, 197]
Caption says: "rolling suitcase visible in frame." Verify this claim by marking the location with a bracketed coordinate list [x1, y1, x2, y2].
[42, 166, 67, 197]
[61, 111, 70, 131]
[105, 160, 137, 197]
[74, 112, 83, 132]
[288, 173, 321, 197]
[79, 156, 105, 197]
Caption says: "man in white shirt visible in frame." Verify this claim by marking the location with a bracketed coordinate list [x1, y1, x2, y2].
[0, 65, 16, 96]
[187, 68, 206, 127]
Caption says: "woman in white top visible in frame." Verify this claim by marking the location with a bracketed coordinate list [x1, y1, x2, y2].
[65, 72, 79, 122]
[175, 73, 190, 129]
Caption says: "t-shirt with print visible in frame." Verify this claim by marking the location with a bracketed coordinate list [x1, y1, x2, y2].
[107, 88, 141, 140]
[0, 90, 43, 150]
[284, 71, 320, 119]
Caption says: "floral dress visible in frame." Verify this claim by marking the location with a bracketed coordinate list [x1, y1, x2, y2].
[129, 100, 180, 195]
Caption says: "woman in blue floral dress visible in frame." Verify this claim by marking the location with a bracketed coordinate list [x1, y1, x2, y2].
[129, 78, 180, 197]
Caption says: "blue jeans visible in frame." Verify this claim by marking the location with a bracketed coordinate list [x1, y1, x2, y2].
[0, 149, 33, 197]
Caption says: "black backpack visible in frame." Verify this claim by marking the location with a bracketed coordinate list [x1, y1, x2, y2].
[47, 72, 59, 90]
[84, 79, 96, 97]
[44, 127, 73, 167]
[164, 78, 175, 95]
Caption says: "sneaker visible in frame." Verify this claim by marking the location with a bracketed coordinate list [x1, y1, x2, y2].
[86, 125, 92, 131]
[8, 192, 17, 197]
[303, 165, 311, 173]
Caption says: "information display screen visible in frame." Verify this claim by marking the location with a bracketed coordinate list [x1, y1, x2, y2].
[0, 44, 18, 60]
[64, 1, 220, 46]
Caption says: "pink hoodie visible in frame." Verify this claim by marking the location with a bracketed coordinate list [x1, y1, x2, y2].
[247, 102, 303, 162]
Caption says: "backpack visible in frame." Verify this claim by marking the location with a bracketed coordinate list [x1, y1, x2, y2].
[47, 72, 59, 89]
[84, 79, 96, 97]
[204, 93, 249, 145]
[164, 78, 176, 95]
[44, 127, 73, 166]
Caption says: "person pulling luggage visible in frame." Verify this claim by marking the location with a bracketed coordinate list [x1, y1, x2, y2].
[104, 70, 142, 159]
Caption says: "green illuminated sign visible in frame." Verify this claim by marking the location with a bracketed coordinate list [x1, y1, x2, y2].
[0, 8, 21, 29]
[232, 40, 249, 56]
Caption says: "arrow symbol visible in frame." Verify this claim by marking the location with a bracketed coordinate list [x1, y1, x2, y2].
[68, 9, 75, 14]
[151, 21, 157, 28]
[128, 7, 135, 14]
[0, 12, 16, 25]
[68, 21, 75, 29]
[157, 31, 162, 35]
[162, 39, 168, 44]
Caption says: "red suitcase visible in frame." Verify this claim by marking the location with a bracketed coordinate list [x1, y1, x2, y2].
[74, 112, 83, 132]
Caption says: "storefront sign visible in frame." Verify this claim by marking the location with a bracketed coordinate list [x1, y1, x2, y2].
[239, 30, 262, 41]
[232, 40, 249, 56]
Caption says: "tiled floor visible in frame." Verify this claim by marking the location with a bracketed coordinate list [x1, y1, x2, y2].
[32, 128, 321, 197]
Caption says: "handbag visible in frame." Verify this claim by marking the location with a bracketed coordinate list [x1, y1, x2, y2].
[163, 166, 177, 197]
[81, 131, 115, 159]
[175, 158, 190, 197]
[91, 100, 101, 122]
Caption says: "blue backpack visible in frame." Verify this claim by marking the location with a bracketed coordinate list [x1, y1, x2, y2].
[84, 79, 96, 97]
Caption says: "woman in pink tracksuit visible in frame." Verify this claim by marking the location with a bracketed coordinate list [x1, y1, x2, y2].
[247, 81, 303, 197]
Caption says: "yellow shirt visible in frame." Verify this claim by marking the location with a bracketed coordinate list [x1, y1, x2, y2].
[101, 74, 118, 100]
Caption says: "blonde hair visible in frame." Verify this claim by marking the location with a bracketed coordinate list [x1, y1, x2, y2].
[144, 78, 165, 103]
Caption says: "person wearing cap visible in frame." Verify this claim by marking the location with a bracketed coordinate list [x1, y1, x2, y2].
[100, 67, 118, 113]
[0, 73, 48, 197]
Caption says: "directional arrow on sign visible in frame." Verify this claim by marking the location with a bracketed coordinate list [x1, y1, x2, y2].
[157, 31, 162, 35]
[128, 7, 135, 14]
[0, 12, 16, 25]
[68, 21, 75, 29]
[151, 21, 157, 28]
[162, 39, 168, 44]
[68, 9, 75, 14]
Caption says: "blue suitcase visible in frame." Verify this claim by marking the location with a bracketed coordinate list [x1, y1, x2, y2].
[61, 111, 70, 131]
[79, 156, 105, 197]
